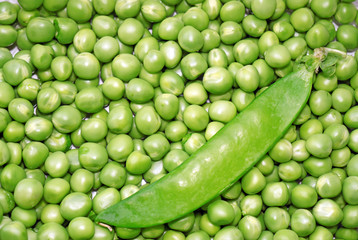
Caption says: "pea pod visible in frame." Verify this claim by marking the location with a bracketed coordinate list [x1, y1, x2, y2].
[96, 57, 318, 228]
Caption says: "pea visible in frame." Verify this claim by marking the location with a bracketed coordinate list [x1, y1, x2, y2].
[182, 7, 209, 31]
[242, 15, 267, 38]
[312, 199, 343, 227]
[37, 222, 69, 240]
[342, 176, 358, 205]
[14, 178, 43, 210]
[335, 3, 357, 25]
[112, 53, 141, 82]
[289, 8, 314, 33]
[0, 221, 27, 240]
[241, 167, 266, 194]
[203, 67, 233, 95]
[238, 216, 262, 240]
[60, 192, 92, 221]
[262, 182, 289, 207]
[68, 217, 94, 240]
[309, 226, 333, 240]
[100, 161, 126, 189]
[44, 178, 70, 204]
[290, 209, 316, 237]
[235, 65, 260, 93]
[336, 24, 358, 50]
[141, 0, 166, 23]
[22, 142, 49, 169]
[207, 200, 235, 226]
[233, 40, 259, 65]
[0, 164, 26, 192]
[264, 207, 290, 233]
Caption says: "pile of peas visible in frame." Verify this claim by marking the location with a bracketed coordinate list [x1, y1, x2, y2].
[0, 0, 358, 239]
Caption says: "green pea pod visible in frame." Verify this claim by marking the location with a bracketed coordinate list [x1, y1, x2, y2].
[96, 55, 322, 228]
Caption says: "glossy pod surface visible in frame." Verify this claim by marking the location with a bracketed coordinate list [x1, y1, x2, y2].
[96, 66, 313, 228]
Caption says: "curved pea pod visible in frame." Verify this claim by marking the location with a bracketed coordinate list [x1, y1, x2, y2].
[96, 64, 314, 228]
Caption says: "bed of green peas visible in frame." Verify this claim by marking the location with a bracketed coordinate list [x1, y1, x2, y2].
[0, 0, 357, 239]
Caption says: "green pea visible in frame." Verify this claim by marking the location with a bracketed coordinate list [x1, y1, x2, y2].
[93, 187, 121, 215]
[50, 81, 77, 105]
[25, 169, 45, 185]
[99, 162, 126, 189]
[264, 207, 290, 233]
[305, 133, 332, 158]
[238, 216, 262, 240]
[67, 0, 93, 23]
[164, 121, 188, 142]
[112, 53, 141, 82]
[79, 142, 108, 172]
[242, 15, 267, 38]
[336, 24, 358, 50]
[116, 226, 141, 240]
[37, 222, 69, 240]
[54, 17, 78, 45]
[207, 48, 228, 68]
[0, 2, 18, 25]
[11, 207, 37, 228]
[134, 106, 161, 135]
[219, 21, 243, 45]
[203, 67, 233, 95]
[162, 149, 188, 172]
[251, 0, 276, 19]
[51, 56, 72, 81]
[22, 141, 49, 169]
[313, 72, 337, 92]
[51, 105, 82, 133]
[235, 65, 260, 93]
[73, 53, 100, 79]
[75, 87, 104, 113]
[44, 178, 70, 204]
[3, 59, 32, 86]
[241, 167, 266, 194]
[240, 195, 262, 217]
[0, 164, 26, 192]
[37, 87, 61, 114]
[177, 26, 205, 53]
[289, 8, 314, 33]
[312, 199, 343, 227]
[0, 189, 15, 214]
[180, 53, 208, 81]
[40, 204, 64, 224]
[14, 178, 43, 209]
[92, 15, 117, 38]
[68, 217, 94, 240]
[141, 0, 166, 23]
[26, 17, 55, 43]
[335, 3, 357, 24]
[199, 213, 220, 236]
[208, 100, 236, 123]
[0, 221, 27, 240]
[117, 18, 144, 46]
[45, 151, 70, 178]
[335, 228, 358, 240]
[233, 40, 259, 65]
[60, 192, 92, 220]
[290, 209, 316, 237]
[0, 25, 17, 47]
[115, 0, 140, 19]
[3, 121, 25, 143]
[262, 182, 289, 207]
[342, 176, 358, 205]
[219, 1, 244, 22]
[207, 200, 235, 226]
[341, 205, 358, 228]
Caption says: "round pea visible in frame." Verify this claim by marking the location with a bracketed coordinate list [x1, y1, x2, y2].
[14, 178, 43, 209]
